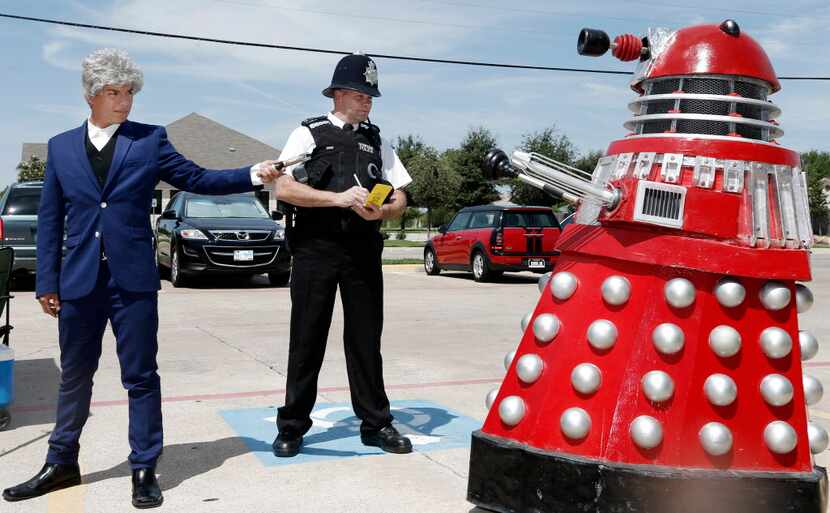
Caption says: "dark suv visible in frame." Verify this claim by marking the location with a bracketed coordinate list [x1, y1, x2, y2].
[155, 192, 291, 287]
[424, 205, 562, 282]
[0, 181, 43, 277]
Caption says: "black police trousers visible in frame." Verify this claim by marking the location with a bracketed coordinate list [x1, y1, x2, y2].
[277, 232, 393, 437]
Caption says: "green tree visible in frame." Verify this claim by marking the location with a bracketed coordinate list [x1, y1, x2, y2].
[17, 155, 46, 182]
[405, 146, 461, 232]
[574, 150, 604, 174]
[802, 150, 830, 235]
[446, 127, 500, 210]
[395, 135, 427, 171]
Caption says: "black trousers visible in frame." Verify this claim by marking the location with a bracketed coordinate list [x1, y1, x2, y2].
[277, 232, 393, 436]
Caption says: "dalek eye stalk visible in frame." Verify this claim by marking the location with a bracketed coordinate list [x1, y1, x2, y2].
[468, 20, 827, 513]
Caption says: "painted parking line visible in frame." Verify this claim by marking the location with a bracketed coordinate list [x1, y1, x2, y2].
[220, 400, 481, 467]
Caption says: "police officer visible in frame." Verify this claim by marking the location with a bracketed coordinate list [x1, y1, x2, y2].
[272, 54, 413, 457]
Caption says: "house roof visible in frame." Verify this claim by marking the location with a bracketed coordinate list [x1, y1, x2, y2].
[20, 113, 280, 188]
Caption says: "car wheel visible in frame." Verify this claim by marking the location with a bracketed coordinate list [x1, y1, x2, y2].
[170, 245, 187, 288]
[472, 251, 492, 282]
[424, 247, 440, 275]
[268, 271, 291, 287]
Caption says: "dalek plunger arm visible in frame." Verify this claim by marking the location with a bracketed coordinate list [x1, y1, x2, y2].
[483, 149, 620, 209]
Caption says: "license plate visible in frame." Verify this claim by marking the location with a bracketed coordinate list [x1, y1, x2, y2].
[528, 258, 546, 269]
[234, 250, 254, 262]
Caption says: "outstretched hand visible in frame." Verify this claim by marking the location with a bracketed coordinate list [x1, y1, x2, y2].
[254, 160, 285, 184]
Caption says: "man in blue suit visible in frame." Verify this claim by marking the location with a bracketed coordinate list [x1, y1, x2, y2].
[2, 49, 282, 509]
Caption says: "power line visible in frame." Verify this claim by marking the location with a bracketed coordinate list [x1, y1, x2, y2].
[1, 12, 828, 81]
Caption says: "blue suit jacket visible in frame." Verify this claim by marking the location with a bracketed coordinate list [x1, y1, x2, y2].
[36, 120, 257, 300]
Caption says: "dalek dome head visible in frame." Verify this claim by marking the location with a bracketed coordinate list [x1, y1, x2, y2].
[579, 20, 780, 94]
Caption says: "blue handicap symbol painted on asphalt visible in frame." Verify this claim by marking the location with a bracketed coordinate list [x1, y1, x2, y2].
[219, 400, 481, 466]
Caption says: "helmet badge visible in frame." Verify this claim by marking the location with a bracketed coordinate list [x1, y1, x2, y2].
[364, 61, 378, 86]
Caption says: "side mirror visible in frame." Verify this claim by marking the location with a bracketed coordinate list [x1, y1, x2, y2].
[438, 224, 448, 234]
[271, 210, 284, 221]
[161, 210, 178, 220]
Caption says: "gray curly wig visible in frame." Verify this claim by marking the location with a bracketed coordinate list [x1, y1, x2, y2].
[82, 48, 144, 98]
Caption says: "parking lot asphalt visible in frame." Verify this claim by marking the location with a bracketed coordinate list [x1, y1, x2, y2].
[1, 250, 829, 513]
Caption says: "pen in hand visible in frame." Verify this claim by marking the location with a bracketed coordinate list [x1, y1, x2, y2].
[353, 173, 363, 188]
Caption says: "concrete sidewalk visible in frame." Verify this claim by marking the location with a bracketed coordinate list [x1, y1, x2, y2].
[1, 256, 829, 512]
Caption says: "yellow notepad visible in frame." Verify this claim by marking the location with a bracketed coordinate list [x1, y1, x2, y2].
[365, 183, 393, 209]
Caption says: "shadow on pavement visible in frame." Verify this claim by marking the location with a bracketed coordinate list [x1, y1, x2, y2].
[82, 436, 261, 491]
[7, 358, 61, 429]
[435, 272, 539, 285]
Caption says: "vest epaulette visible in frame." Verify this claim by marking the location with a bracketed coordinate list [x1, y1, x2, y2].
[301, 116, 331, 129]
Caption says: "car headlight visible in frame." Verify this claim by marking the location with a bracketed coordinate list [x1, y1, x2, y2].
[179, 228, 208, 240]
[273, 228, 286, 240]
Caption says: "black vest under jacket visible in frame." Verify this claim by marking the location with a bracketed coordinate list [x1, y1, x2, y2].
[294, 116, 386, 235]
[85, 127, 119, 187]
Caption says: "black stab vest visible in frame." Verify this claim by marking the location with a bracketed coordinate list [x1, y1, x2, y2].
[295, 116, 386, 235]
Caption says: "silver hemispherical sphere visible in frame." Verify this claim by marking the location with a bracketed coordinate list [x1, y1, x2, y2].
[808, 422, 829, 454]
[704, 374, 738, 407]
[652, 323, 685, 355]
[759, 281, 792, 311]
[516, 354, 544, 384]
[708, 325, 742, 358]
[699, 422, 733, 456]
[665, 278, 696, 309]
[538, 272, 552, 293]
[551, 272, 578, 301]
[764, 421, 797, 454]
[520, 311, 533, 333]
[796, 284, 814, 314]
[485, 388, 499, 410]
[760, 327, 792, 360]
[498, 396, 526, 426]
[533, 313, 561, 343]
[503, 350, 517, 371]
[630, 415, 663, 450]
[587, 319, 618, 350]
[602, 275, 631, 306]
[760, 374, 794, 407]
[571, 363, 602, 395]
[560, 407, 592, 440]
[803, 374, 824, 406]
[714, 278, 746, 308]
[799, 331, 819, 361]
[641, 370, 675, 403]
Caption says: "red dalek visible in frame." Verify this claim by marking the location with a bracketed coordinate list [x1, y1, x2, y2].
[469, 20, 827, 513]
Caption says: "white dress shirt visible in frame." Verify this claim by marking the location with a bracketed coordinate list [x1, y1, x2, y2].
[87, 118, 263, 185]
[277, 112, 412, 190]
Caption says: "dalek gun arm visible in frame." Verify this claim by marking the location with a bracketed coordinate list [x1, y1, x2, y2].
[483, 149, 620, 209]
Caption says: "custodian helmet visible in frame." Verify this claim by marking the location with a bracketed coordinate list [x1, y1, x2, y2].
[322, 53, 382, 98]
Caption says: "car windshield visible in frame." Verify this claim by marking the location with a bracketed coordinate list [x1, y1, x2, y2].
[503, 210, 560, 228]
[185, 195, 269, 219]
[3, 187, 42, 215]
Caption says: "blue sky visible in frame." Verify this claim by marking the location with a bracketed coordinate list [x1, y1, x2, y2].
[0, 0, 828, 187]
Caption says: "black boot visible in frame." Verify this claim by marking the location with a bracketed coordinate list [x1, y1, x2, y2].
[361, 425, 413, 454]
[2, 463, 82, 502]
[131, 468, 163, 509]
[272, 433, 303, 457]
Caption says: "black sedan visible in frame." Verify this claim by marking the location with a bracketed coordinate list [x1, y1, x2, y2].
[155, 192, 291, 287]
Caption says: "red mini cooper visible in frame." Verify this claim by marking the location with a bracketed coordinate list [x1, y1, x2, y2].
[424, 205, 562, 282]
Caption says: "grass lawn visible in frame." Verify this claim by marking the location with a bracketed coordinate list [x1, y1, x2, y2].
[383, 240, 426, 247]
[382, 258, 423, 265]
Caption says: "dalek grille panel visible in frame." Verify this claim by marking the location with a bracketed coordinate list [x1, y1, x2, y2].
[680, 99, 730, 116]
[649, 79, 680, 95]
[734, 80, 768, 100]
[682, 78, 730, 96]
[640, 119, 673, 134]
[676, 119, 731, 136]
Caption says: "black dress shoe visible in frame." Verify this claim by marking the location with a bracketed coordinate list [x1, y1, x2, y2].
[361, 425, 413, 454]
[132, 468, 163, 509]
[272, 433, 303, 457]
[2, 462, 82, 502]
